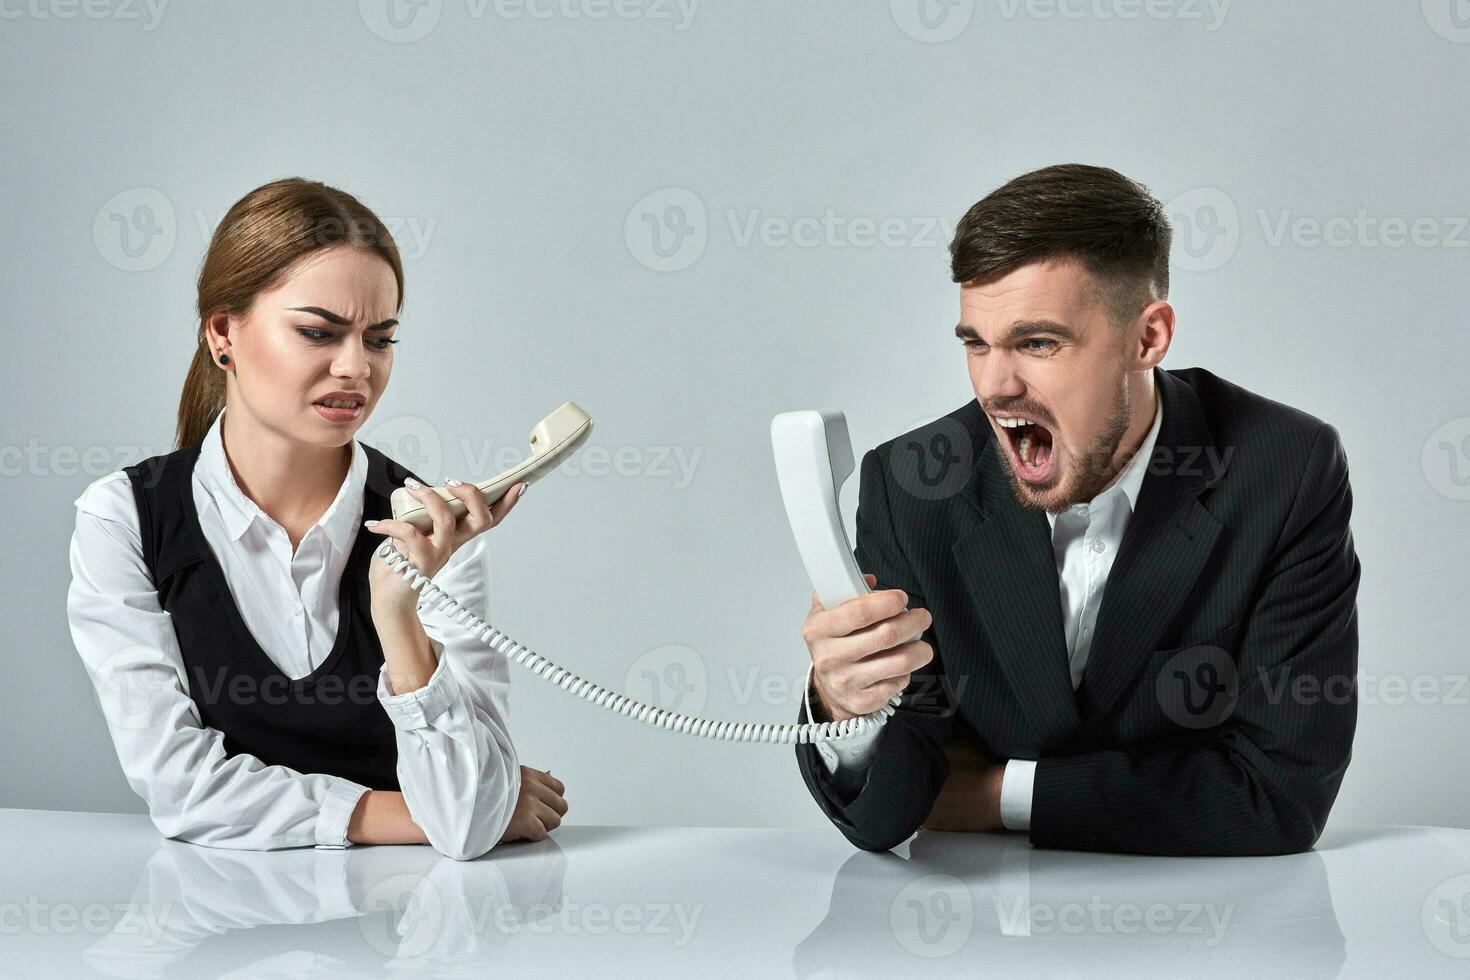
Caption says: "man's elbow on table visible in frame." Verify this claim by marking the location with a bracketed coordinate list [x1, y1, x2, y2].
[1235, 793, 1332, 857]
[1162, 775, 1337, 858]
[826, 806, 929, 855]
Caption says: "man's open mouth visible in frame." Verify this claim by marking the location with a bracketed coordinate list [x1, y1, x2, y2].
[994, 415, 1058, 485]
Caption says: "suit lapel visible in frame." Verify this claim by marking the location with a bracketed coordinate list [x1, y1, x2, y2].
[1074, 368, 1226, 726]
[948, 368, 1229, 748]
[952, 437, 1082, 750]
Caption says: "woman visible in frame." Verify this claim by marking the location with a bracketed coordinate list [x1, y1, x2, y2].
[67, 178, 567, 860]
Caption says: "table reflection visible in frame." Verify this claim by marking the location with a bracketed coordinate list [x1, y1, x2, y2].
[794, 830, 1344, 977]
[81, 838, 568, 977]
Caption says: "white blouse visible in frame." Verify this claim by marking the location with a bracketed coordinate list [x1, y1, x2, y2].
[66, 407, 520, 860]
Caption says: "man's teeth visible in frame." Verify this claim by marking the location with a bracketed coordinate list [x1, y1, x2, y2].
[319, 399, 360, 409]
[995, 416, 1044, 468]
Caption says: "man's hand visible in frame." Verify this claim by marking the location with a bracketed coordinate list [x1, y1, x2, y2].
[920, 738, 1006, 833]
[499, 767, 567, 843]
[804, 573, 934, 722]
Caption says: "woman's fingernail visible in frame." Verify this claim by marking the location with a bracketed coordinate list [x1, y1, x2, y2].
[446, 477, 462, 487]
[404, 478, 421, 490]
[364, 520, 379, 527]
[517, 483, 528, 497]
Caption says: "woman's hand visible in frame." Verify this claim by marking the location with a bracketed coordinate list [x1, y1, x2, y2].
[365, 477, 527, 613]
[499, 767, 568, 843]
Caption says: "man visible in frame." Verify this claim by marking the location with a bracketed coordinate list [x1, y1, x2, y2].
[795, 163, 1360, 856]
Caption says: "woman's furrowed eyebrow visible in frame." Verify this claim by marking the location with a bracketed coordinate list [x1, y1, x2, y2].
[288, 306, 398, 330]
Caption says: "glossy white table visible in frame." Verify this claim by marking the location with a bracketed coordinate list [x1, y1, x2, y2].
[4, 809, 1470, 978]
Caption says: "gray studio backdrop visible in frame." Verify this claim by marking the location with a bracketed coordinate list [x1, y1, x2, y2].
[3, 1, 1466, 833]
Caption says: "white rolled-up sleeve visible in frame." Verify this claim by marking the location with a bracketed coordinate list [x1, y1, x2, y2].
[67, 474, 371, 851]
[377, 532, 520, 861]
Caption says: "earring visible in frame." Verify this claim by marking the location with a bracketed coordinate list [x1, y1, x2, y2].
[217, 349, 230, 366]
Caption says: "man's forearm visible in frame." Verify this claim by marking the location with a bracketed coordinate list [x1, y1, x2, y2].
[921, 748, 1005, 832]
[347, 790, 430, 845]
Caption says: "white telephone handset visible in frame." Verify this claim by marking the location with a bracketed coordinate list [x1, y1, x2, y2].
[391, 402, 593, 534]
[769, 410, 872, 609]
[375, 403, 899, 743]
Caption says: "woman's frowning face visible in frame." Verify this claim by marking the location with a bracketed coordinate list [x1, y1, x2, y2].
[211, 245, 400, 447]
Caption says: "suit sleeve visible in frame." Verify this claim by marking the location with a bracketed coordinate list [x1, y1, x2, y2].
[794, 446, 959, 852]
[1030, 423, 1361, 856]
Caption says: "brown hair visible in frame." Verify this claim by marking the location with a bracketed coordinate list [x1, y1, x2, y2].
[948, 163, 1171, 326]
[175, 178, 405, 449]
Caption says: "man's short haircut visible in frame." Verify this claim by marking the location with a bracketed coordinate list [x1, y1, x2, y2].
[949, 163, 1172, 327]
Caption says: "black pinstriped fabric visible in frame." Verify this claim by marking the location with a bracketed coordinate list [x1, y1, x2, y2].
[795, 366, 1361, 856]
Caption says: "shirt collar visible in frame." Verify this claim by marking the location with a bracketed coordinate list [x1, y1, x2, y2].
[195, 406, 367, 555]
[1046, 383, 1164, 528]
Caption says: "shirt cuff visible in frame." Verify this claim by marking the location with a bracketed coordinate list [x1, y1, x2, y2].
[314, 779, 370, 849]
[377, 654, 463, 731]
[999, 759, 1036, 832]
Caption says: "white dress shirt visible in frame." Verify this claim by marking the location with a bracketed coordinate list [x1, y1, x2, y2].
[66, 407, 520, 859]
[809, 391, 1164, 832]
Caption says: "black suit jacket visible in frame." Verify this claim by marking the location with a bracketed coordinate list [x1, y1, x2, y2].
[795, 366, 1361, 856]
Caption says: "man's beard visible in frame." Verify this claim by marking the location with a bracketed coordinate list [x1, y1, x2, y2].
[998, 374, 1133, 515]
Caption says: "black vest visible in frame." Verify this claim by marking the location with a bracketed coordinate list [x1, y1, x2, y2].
[123, 439, 427, 791]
